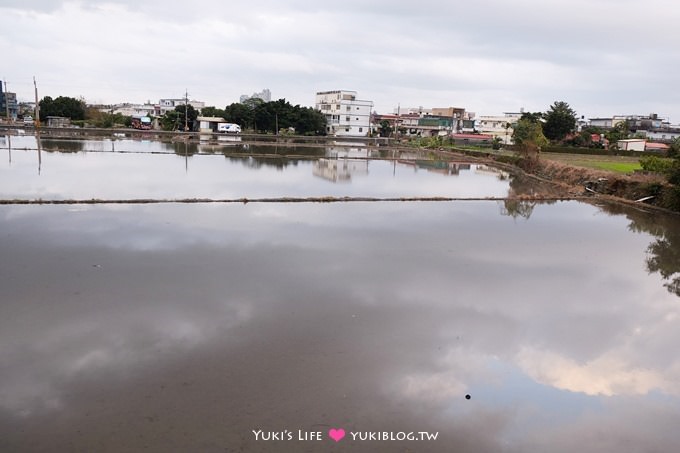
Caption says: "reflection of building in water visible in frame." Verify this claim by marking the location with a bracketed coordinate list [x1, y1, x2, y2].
[326, 147, 380, 159]
[475, 164, 510, 179]
[397, 159, 472, 176]
[46, 116, 71, 128]
[313, 158, 369, 183]
[447, 163, 471, 175]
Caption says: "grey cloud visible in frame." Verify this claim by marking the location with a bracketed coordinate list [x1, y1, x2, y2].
[2, 0, 680, 118]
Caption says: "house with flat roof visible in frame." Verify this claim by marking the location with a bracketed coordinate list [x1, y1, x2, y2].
[315, 90, 373, 137]
[476, 113, 521, 144]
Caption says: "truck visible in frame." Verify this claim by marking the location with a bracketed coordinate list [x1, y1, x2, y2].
[217, 123, 241, 134]
[131, 115, 152, 130]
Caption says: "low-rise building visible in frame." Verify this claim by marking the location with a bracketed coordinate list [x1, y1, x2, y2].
[475, 113, 522, 144]
[108, 103, 156, 117]
[645, 142, 670, 153]
[376, 106, 475, 137]
[643, 128, 680, 142]
[589, 118, 614, 129]
[157, 98, 205, 116]
[196, 116, 228, 133]
[0, 83, 18, 120]
[617, 139, 646, 151]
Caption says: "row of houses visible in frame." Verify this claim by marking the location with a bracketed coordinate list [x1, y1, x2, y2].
[103, 98, 206, 117]
[6, 83, 679, 146]
[590, 113, 680, 141]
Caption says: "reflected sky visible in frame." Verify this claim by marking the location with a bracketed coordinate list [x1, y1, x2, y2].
[0, 135, 510, 200]
[1, 201, 679, 452]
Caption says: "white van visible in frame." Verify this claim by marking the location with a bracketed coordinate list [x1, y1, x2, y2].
[23, 116, 34, 125]
[217, 123, 241, 134]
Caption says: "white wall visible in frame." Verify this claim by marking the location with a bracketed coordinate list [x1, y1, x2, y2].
[316, 90, 373, 137]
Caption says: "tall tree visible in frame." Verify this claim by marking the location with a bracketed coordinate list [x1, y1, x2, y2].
[223, 99, 325, 135]
[201, 106, 225, 118]
[605, 120, 630, 149]
[543, 101, 577, 141]
[512, 118, 548, 158]
[39, 96, 86, 121]
[224, 102, 256, 130]
[158, 104, 198, 131]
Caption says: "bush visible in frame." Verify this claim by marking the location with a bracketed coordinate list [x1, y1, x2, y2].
[421, 136, 444, 149]
[667, 160, 680, 185]
[640, 156, 674, 174]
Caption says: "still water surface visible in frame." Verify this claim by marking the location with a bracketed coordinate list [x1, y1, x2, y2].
[0, 135, 509, 200]
[1, 136, 680, 452]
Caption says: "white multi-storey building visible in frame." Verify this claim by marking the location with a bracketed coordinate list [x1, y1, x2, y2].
[157, 98, 205, 116]
[475, 112, 522, 144]
[315, 90, 373, 137]
[108, 103, 156, 117]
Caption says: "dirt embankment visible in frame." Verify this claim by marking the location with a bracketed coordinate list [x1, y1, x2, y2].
[514, 157, 680, 212]
[434, 147, 680, 213]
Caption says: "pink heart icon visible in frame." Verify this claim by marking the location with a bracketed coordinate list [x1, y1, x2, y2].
[328, 428, 346, 442]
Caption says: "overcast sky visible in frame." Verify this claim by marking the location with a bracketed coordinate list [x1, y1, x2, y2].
[2, 0, 679, 120]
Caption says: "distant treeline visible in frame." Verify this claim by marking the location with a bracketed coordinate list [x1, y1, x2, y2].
[201, 98, 327, 136]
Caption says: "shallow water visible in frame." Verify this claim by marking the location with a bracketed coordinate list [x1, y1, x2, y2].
[1, 136, 680, 452]
[0, 135, 509, 200]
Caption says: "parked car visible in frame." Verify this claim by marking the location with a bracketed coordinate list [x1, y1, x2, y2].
[23, 116, 34, 125]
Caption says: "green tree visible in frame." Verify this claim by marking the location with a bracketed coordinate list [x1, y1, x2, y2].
[605, 120, 630, 149]
[224, 102, 256, 130]
[379, 120, 393, 137]
[160, 104, 197, 131]
[520, 111, 544, 123]
[222, 99, 326, 135]
[512, 118, 548, 158]
[201, 106, 225, 118]
[85, 107, 131, 128]
[39, 96, 86, 121]
[292, 106, 326, 135]
[542, 101, 577, 142]
[160, 110, 182, 131]
[667, 137, 680, 158]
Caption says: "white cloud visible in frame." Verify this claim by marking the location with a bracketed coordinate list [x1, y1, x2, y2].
[517, 346, 678, 397]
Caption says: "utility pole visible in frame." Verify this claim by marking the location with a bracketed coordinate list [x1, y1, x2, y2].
[396, 103, 400, 139]
[33, 76, 40, 128]
[184, 89, 188, 132]
[4, 80, 10, 123]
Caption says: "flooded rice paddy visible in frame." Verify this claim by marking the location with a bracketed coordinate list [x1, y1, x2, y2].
[1, 133, 680, 452]
[1, 136, 511, 201]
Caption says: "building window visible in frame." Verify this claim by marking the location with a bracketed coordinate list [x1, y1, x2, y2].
[359, 127, 363, 132]
[346, 106, 351, 111]
[346, 116, 350, 121]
